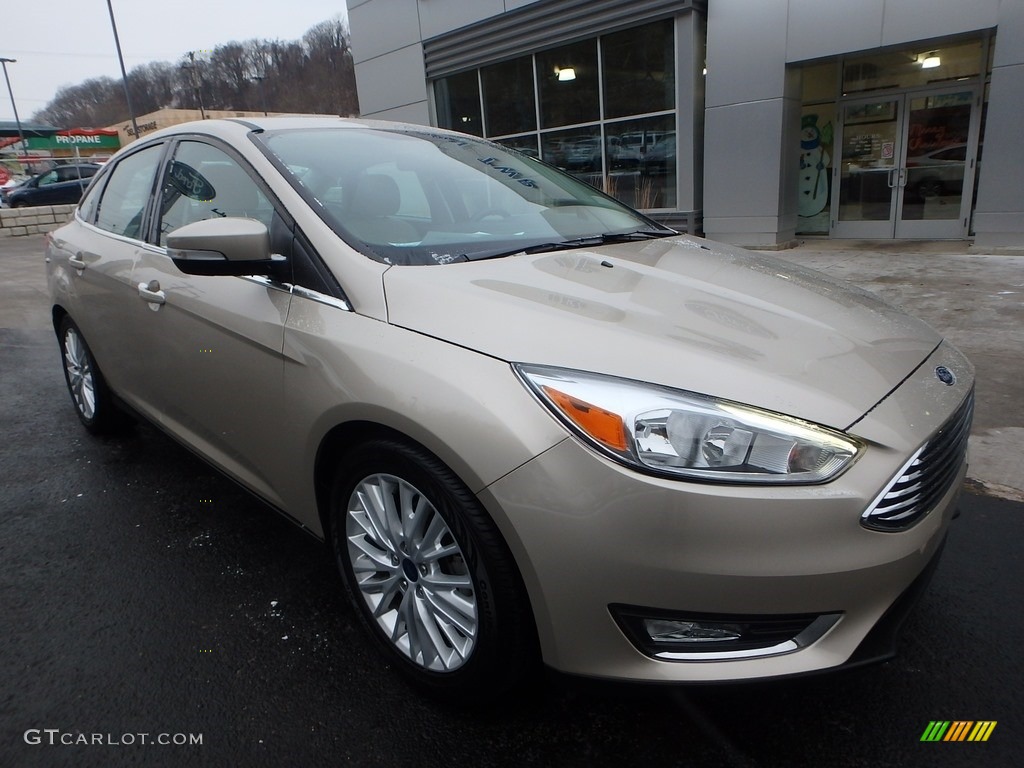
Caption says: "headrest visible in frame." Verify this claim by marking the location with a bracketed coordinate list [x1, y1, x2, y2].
[350, 174, 401, 218]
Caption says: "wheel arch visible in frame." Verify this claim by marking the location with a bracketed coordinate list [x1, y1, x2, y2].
[313, 418, 491, 546]
[312, 417, 542, 652]
[51, 304, 69, 334]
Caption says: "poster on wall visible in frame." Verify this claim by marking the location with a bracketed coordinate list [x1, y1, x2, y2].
[798, 107, 834, 235]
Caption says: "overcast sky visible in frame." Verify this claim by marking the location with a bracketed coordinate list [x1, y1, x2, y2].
[0, 0, 349, 123]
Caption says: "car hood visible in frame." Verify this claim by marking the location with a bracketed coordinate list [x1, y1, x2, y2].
[382, 236, 941, 430]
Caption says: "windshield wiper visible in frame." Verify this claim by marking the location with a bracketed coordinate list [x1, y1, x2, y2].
[463, 229, 673, 262]
[600, 228, 675, 242]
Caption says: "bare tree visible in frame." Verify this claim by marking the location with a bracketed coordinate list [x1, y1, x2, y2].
[32, 15, 358, 128]
[35, 77, 125, 128]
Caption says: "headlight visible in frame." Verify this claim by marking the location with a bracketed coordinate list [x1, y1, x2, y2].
[514, 364, 861, 484]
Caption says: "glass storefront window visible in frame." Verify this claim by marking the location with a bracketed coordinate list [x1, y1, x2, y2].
[435, 71, 482, 136]
[494, 135, 540, 158]
[798, 60, 837, 235]
[602, 20, 675, 119]
[802, 61, 838, 104]
[481, 56, 537, 137]
[796, 104, 836, 234]
[536, 39, 600, 129]
[605, 115, 677, 209]
[542, 125, 603, 186]
[432, 20, 679, 212]
[842, 38, 983, 95]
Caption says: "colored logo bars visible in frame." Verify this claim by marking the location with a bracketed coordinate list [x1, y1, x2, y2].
[921, 721, 997, 742]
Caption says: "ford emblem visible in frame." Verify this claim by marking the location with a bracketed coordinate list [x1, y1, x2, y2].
[935, 366, 956, 386]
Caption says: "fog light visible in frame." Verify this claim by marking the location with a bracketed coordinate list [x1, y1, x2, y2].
[612, 605, 841, 661]
[644, 619, 743, 643]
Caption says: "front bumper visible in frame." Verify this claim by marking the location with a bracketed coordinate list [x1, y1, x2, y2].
[478, 341, 973, 682]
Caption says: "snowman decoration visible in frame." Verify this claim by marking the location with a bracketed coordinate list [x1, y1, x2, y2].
[799, 114, 832, 218]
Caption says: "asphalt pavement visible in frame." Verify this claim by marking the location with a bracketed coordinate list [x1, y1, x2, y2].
[2, 233, 1023, 767]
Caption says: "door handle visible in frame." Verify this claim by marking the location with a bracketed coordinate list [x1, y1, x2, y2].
[68, 253, 86, 269]
[886, 168, 897, 188]
[896, 167, 907, 188]
[138, 280, 166, 306]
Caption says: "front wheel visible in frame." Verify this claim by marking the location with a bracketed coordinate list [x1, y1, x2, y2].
[330, 437, 536, 697]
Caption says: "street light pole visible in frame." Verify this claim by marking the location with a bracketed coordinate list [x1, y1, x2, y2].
[182, 51, 207, 119]
[253, 75, 268, 116]
[0, 57, 29, 164]
[105, 0, 140, 139]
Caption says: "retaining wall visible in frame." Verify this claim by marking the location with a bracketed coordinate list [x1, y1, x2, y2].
[0, 205, 76, 237]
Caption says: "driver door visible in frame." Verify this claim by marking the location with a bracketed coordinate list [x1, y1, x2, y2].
[129, 139, 293, 507]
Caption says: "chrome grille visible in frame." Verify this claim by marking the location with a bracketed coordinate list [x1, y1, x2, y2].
[862, 390, 974, 532]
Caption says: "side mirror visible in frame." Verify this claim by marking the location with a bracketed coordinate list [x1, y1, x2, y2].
[166, 217, 286, 276]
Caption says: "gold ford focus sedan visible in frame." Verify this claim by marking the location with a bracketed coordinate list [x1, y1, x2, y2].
[46, 117, 973, 695]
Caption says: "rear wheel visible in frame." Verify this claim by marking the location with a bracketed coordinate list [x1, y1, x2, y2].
[330, 437, 536, 697]
[58, 316, 127, 433]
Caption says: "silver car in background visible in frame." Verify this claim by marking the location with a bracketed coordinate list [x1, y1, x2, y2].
[46, 117, 973, 696]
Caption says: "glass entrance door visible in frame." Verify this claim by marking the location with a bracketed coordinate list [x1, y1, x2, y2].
[832, 97, 903, 238]
[897, 89, 978, 238]
[831, 87, 980, 238]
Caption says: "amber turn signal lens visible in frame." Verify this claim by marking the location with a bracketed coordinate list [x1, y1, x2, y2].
[541, 385, 628, 451]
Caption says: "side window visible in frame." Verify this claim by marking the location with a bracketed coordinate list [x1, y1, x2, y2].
[57, 167, 88, 182]
[158, 141, 273, 245]
[94, 144, 164, 240]
[78, 174, 104, 222]
[38, 170, 59, 186]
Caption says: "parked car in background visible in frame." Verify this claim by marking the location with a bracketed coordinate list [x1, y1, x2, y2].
[563, 135, 641, 172]
[47, 117, 973, 698]
[640, 134, 677, 175]
[905, 143, 969, 199]
[3, 163, 100, 208]
[0, 176, 28, 208]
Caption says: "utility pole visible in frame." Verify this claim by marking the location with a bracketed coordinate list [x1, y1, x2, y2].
[182, 51, 207, 120]
[105, 0, 140, 139]
[0, 57, 29, 164]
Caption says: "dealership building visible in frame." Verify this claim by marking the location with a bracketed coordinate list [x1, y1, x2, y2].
[347, 0, 1024, 249]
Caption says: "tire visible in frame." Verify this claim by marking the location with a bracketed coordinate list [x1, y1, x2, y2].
[57, 316, 127, 434]
[329, 437, 537, 697]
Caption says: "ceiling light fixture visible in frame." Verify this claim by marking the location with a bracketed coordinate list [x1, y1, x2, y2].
[921, 54, 941, 69]
[555, 66, 576, 82]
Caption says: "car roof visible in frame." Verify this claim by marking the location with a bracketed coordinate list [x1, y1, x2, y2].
[31, 163, 99, 176]
[139, 115, 466, 144]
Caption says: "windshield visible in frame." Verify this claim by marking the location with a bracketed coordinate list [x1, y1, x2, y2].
[256, 126, 673, 265]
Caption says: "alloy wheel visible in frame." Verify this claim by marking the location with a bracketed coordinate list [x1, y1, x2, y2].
[63, 326, 96, 420]
[346, 473, 478, 672]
